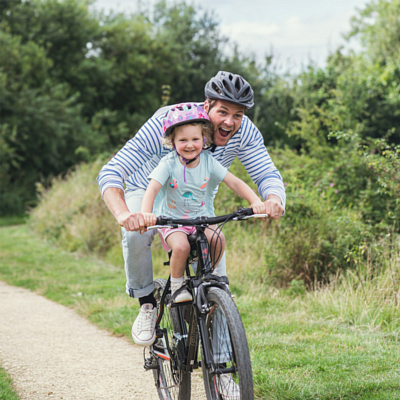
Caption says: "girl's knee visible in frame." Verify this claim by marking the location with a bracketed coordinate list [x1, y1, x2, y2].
[171, 241, 190, 257]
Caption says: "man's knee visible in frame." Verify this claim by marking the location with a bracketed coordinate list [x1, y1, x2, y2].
[123, 229, 153, 250]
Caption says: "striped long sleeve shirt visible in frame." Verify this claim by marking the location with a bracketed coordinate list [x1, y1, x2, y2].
[97, 103, 286, 210]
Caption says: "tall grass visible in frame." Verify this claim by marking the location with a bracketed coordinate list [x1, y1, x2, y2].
[29, 158, 123, 263]
[307, 240, 400, 335]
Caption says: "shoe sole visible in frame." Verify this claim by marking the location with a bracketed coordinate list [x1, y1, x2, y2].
[131, 330, 156, 346]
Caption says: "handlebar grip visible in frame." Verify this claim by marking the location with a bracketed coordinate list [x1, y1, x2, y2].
[156, 215, 171, 226]
[155, 216, 163, 225]
[240, 207, 254, 216]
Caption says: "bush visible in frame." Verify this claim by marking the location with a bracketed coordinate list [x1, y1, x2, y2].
[268, 191, 370, 286]
[29, 158, 121, 259]
[0, 187, 25, 216]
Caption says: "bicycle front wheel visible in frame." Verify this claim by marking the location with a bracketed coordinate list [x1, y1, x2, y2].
[201, 287, 254, 400]
[152, 278, 191, 400]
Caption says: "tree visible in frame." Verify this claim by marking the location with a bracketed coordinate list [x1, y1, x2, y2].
[0, 30, 87, 214]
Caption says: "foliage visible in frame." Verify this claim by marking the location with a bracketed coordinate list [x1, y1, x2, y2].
[29, 158, 121, 256]
[362, 139, 400, 209]
[0, 29, 87, 214]
[255, 0, 400, 152]
[0, 0, 257, 213]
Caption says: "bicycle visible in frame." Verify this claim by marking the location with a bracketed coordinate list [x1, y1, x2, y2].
[143, 207, 266, 400]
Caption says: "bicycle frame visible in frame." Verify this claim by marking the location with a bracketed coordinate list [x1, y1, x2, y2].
[153, 224, 230, 376]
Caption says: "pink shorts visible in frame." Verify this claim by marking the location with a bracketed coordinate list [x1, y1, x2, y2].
[158, 226, 197, 252]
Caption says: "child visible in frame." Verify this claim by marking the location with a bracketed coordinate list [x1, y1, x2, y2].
[141, 103, 265, 303]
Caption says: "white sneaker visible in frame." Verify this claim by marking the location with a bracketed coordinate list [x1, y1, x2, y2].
[218, 373, 241, 400]
[131, 304, 157, 346]
[174, 289, 193, 303]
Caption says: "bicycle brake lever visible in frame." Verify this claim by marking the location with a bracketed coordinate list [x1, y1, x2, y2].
[234, 213, 269, 220]
[146, 225, 177, 230]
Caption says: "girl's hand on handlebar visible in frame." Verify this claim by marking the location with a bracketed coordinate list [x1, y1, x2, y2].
[141, 212, 157, 234]
[251, 201, 267, 216]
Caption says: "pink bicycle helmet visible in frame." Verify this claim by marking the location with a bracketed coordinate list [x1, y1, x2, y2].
[163, 103, 211, 137]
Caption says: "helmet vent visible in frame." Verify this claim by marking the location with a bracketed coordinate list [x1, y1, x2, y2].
[211, 82, 222, 95]
[222, 79, 234, 95]
[234, 77, 243, 93]
[242, 87, 250, 98]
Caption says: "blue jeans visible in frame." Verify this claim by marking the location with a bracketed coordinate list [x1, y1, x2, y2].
[122, 189, 227, 298]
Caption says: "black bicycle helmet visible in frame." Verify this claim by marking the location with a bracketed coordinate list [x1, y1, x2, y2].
[204, 71, 254, 109]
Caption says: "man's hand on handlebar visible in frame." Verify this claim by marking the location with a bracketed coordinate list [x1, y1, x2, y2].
[117, 211, 145, 232]
[264, 194, 284, 220]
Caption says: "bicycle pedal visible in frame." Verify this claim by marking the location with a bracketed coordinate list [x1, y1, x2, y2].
[144, 357, 159, 371]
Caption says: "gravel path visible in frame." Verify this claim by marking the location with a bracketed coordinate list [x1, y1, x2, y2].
[0, 281, 205, 400]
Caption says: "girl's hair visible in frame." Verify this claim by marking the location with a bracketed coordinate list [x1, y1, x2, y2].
[162, 122, 213, 149]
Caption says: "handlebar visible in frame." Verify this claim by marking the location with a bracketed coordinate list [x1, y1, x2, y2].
[150, 207, 268, 229]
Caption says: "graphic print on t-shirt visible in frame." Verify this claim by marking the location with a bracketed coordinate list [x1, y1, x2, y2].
[167, 200, 177, 209]
[182, 191, 197, 207]
[200, 177, 209, 190]
[169, 179, 178, 189]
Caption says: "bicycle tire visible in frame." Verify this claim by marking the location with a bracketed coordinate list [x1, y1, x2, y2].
[201, 287, 254, 400]
[152, 278, 191, 400]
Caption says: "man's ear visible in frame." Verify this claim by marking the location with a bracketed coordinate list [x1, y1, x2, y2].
[204, 100, 210, 114]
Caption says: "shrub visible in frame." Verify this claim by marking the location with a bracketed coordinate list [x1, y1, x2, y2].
[29, 158, 121, 258]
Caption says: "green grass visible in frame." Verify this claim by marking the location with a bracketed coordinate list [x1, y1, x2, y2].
[0, 215, 28, 227]
[1, 223, 399, 400]
[0, 367, 19, 400]
[239, 292, 400, 399]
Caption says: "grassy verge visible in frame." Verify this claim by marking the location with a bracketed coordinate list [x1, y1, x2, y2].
[0, 215, 27, 227]
[0, 367, 19, 400]
[1, 223, 399, 399]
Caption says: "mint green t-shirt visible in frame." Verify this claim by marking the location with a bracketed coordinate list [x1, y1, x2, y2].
[149, 151, 227, 219]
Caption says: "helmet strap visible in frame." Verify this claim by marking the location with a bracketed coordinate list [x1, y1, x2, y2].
[173, 136, 206, 183]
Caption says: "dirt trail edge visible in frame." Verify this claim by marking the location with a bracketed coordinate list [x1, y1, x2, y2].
[0, 281, 205, 400]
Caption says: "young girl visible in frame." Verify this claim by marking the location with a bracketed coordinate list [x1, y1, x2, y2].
[141, 103, 265, 303]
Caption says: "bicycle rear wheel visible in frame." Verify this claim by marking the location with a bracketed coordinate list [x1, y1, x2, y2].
[152, 278, 191, 400]
[201, 287, 254, 400]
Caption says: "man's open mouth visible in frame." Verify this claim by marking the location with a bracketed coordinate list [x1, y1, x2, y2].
[219, 127, 232, 138]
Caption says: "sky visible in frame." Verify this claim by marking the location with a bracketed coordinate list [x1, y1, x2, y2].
[93, 0, 371, 72]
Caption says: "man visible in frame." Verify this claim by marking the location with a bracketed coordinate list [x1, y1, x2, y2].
[97, 71, 285, 346]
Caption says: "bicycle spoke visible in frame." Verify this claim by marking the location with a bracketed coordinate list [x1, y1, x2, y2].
[201, 288, 254, 400]
[152, 279, 191, 400]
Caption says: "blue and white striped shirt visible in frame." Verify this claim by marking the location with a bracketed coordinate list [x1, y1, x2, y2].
[97, 103, 286, 210]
